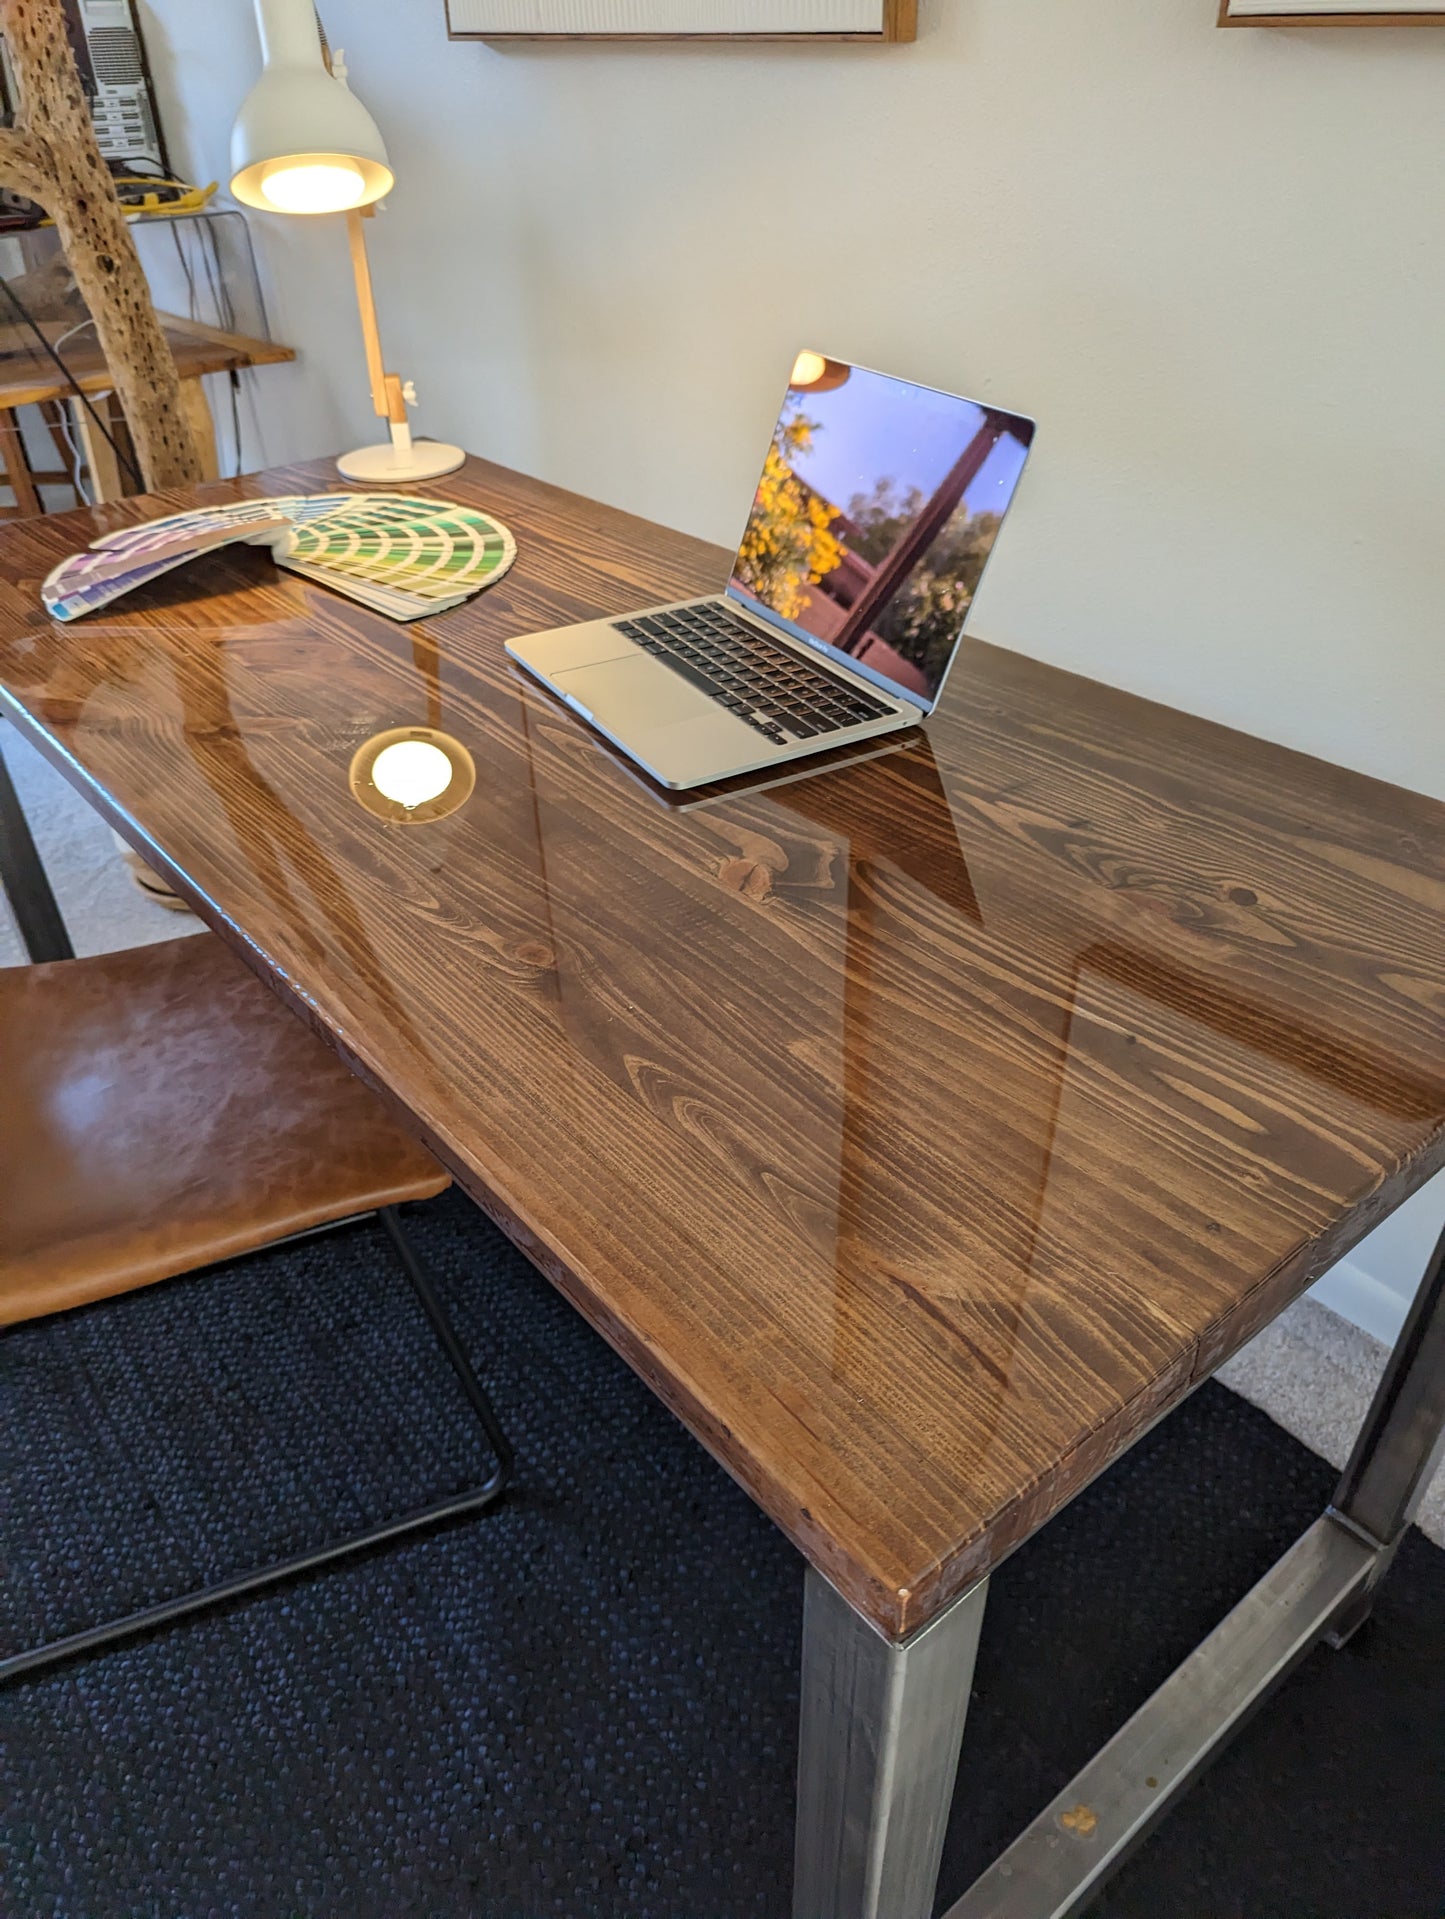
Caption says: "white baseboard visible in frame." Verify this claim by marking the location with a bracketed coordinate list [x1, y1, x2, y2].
[1307, 1259, 1408, 1348]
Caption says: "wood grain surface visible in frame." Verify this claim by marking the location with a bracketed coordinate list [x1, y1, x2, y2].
[0, 317, 296, 414]
[1, 455, 1441, 1637]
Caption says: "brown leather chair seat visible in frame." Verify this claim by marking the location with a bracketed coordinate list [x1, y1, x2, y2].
[0, 932, 447, 1322]
[1, 931, 510, 1687]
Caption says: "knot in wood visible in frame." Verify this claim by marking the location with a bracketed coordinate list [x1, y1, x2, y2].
[717, 857, 774, 902]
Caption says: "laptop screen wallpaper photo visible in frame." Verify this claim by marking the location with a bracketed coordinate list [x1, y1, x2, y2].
[729, 356, 1034, 704]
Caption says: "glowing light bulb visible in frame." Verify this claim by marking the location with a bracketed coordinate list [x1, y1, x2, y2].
[790, 350, 828, 389]
[369, 739, 454, 810]
[261, 159, 367, 214]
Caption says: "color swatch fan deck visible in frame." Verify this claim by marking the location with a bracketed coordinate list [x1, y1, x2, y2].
[42, 494, 518, 625]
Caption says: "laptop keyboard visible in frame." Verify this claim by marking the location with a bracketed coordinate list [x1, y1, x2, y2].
[613, 601, 893, 746]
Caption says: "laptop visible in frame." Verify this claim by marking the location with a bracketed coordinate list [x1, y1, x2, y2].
[506, 354, 1035, 791]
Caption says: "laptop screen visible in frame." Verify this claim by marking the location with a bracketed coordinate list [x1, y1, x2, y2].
[727, 356, 1034, 709]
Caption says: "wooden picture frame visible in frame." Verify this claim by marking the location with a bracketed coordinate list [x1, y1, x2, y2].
[445, 0, 916, 40]
[1219, 0, 1444, 23]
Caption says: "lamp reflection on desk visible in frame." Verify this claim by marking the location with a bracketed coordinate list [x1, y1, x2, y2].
[349, 726, 475, 824]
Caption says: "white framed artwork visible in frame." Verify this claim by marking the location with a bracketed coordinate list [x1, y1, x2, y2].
[1220, 0, 1444, 22]
[445, 0, 915, 38]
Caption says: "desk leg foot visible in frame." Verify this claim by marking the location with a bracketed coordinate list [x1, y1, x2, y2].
[793, 1566, 987, 1919]
[1321, 1579, 1382, 1651]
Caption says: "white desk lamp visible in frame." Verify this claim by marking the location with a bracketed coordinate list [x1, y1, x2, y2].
[229, 0, 464, 483]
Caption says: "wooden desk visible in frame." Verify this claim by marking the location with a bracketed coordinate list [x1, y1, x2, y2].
[0, 456, 1441, 1918]
[0, 313, 296, 512]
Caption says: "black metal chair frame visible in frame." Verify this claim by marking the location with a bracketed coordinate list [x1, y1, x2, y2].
[0, 1205, 514, 1686]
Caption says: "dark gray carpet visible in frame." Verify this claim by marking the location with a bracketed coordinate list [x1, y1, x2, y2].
[1, 1189, 1440, 1919]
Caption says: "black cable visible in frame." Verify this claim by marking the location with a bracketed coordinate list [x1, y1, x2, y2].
[198, 221, 235, 336]
[228, 367, 243, 477]
[197, 233, 226, 333]
[169, 220, 197, 319]
[215, 225, 237, 332]
[0, 275, 144, 490]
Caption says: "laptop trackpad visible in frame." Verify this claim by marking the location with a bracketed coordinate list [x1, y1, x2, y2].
[553, 653, 718, 731]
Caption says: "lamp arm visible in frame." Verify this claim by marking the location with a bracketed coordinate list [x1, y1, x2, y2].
[345, 205, 390, 419]
[348, 206, 408, 428]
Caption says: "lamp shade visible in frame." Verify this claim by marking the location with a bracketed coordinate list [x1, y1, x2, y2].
[230, 0, 393, 215]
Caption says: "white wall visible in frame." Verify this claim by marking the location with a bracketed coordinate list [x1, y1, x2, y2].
[140, 0, 1445, 1338]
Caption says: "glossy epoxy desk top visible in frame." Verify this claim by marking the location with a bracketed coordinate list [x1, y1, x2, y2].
[2, 456, 1442, 1636]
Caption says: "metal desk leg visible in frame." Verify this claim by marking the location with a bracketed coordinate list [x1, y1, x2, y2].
[0, 722, 73, 963]
[941, 1220, 1445, 1919]
[1326, 1219, 1445, 1644]
[793, 1565, 988, 1919]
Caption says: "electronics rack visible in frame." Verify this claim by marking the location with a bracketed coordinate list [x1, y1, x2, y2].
[0, 0, 169, 175]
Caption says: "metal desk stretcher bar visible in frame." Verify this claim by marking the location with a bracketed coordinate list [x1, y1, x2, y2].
[795, 1222, 1445, 1918]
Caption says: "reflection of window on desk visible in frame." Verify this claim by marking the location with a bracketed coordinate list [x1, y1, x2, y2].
[1036, 942, 1445, 1362]
[0, 207, 296, 517]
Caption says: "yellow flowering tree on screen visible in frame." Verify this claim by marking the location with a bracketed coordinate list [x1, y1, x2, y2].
[734, 410, 843, 621]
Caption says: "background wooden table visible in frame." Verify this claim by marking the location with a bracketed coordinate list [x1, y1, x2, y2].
[0, 312, 296, 514]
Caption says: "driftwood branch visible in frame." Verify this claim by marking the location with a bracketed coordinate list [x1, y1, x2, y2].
[0, 0, 202, 490]
[0, 125, 52, 204]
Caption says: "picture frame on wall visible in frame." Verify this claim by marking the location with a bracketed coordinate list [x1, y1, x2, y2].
[1219, 0, 1444, 23]
[445, 0, 916, 39]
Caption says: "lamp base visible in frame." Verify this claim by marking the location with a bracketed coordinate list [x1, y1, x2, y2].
[336, 439, 466, 483]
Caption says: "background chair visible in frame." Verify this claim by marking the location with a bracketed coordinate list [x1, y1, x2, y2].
[0, 931, 513, 1684]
